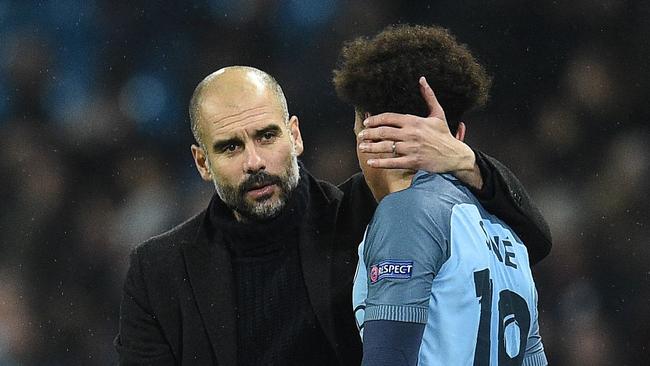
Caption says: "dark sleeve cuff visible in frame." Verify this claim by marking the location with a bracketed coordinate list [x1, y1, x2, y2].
[470, 149, 496, 200]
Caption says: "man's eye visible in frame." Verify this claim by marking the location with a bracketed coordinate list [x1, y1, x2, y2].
[261, 132, 276, 141]
[224, 143, 238, 152]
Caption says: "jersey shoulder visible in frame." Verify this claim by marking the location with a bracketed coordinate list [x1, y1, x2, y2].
[365, 173, 472, 268]
[373, 172, 474, 225]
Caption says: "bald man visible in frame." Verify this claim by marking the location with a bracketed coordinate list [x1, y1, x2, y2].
[114, 66, 551, 366]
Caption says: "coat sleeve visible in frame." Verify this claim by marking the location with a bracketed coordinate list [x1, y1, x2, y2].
[470, 149, 552, 265]
[114, 246, 177, 366]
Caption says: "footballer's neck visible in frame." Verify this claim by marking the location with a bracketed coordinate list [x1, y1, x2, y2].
[372, 170, 416, 202]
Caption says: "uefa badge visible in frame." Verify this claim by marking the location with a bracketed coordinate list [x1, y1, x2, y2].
[370, 265, 379, 283]
[369, 260, 414, 284]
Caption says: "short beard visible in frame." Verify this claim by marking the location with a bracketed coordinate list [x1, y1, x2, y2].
[209, 151, 300, 222]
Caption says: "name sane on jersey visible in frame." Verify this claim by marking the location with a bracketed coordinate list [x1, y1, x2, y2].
[479, 220, 518, 269]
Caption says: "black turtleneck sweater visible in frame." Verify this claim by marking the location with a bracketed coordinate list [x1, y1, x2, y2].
[208, 169, 338, 366]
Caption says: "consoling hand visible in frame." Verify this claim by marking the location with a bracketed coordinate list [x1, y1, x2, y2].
[357, 77, 483, 189]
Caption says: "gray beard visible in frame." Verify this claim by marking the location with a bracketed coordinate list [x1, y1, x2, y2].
[211, 152, 300, 221]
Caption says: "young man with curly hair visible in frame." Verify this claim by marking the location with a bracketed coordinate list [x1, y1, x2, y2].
[335, 25, 548, 365]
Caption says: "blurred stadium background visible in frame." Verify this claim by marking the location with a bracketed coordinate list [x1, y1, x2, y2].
[1, 0, 648, 364]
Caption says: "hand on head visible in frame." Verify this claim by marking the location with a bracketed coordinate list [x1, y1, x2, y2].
[357, 77, 474, 173]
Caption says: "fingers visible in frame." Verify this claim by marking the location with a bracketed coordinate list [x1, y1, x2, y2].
[360, 77, 446, 130]
[358, 140, 394, 154]
[418, 76, 446, 119]
[358, 126, 404, 142]
[359, 141, 420, 155]
[366, 156, 417, 170]
[362, 112, 413, 128]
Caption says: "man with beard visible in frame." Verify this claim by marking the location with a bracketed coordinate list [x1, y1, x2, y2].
[114, 66, 551, 365]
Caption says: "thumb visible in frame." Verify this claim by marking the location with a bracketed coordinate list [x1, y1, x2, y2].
[418, 76, 446, 119]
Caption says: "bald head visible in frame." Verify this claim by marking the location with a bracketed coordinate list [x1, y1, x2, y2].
[189, 66, 289, 146]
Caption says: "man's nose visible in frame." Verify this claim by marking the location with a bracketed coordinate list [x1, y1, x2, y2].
[243, 144, 266, 173]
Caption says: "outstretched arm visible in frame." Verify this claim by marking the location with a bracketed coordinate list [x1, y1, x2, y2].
[357, 77, 551, 264]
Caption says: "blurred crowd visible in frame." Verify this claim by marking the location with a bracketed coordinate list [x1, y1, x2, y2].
[1, 0, 648, 364]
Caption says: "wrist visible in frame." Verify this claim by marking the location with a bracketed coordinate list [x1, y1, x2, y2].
[452, 145, 483, 190]
[455, 141, 477, 172]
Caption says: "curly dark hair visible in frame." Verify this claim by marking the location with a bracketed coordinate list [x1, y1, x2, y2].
[333, 25, 491, 133]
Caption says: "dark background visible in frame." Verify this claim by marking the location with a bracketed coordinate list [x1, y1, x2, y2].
[1, 0, 648, 364]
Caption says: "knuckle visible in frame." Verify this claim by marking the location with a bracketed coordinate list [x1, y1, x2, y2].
[414, 155, 423, 167]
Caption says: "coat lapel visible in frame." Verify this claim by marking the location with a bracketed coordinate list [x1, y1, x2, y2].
[181, 213, 237, 366]
[299, 183, 341, 359]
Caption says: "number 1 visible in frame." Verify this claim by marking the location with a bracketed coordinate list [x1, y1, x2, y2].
[473, 269, 492, 366]
[473, 269, 531, 365]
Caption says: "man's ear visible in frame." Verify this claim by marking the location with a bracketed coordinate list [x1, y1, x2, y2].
[191, 144, 213, 182]
[289, 115, 304, 156]
[455, 121, 467, 142]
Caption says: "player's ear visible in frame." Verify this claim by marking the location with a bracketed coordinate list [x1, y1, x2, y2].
[191, 144, 213, 182]
[455, 122, 467, 142]
[352, 108, 370, 136]
[289, 115, 304, 156]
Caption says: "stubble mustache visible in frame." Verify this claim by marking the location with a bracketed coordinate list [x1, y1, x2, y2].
[238, 171, 283, 198]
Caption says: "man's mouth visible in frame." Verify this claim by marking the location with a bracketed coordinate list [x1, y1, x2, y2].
[246, 183, 276, 199]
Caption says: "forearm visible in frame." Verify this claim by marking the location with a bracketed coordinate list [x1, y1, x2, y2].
[418, 145, 551, 264]
[471, 150, 552, 264]
[362, 320, 425, 366]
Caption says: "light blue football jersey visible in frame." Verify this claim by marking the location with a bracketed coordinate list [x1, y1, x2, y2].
[352, 172, 547, 366]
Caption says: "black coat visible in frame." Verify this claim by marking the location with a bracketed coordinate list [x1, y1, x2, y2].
[115, 152, 551, 366]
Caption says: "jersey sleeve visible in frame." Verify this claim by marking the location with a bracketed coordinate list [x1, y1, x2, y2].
[363, 190, 449, 325]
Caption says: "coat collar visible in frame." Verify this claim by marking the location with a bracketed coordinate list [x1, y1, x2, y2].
[181, 170, 343, 365]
